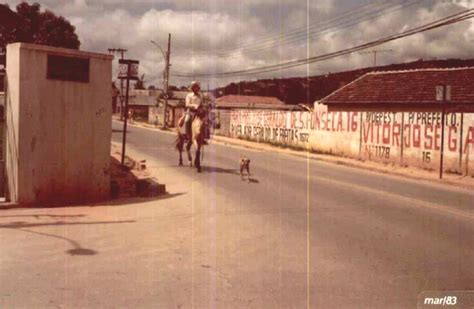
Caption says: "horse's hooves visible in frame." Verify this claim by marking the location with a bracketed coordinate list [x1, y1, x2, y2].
[197, 168, 202, 173]
[179, 163, 183, 166]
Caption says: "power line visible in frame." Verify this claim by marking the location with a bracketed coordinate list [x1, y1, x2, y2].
[170, 0, 422, 74]
[172, 9, 473, 78]
[178, 0, 422, 60]
[187, 0, 398, 57]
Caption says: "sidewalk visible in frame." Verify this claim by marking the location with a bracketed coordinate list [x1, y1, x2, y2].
[0, 142, 205, 308]
[123, 118, 474, 190]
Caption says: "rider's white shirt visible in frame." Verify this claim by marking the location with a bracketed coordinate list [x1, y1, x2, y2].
[185, 92, 203, 110]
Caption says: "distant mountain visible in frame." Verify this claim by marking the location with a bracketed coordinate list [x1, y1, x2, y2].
[213, 59, 474, 105]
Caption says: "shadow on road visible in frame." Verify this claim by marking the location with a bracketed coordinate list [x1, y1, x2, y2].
[0, 220, 135, 256]
[0, 220, 136, 229]
[112, 129, 130, 133]
[103, 192, 186, 206]
[0, 214, 86, 219]
[20, 228, 99, 256]
[201, 166, 239, 175]
[201, 166, 261, 184]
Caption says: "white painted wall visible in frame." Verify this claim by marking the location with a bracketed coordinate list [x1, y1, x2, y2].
[6, 43, 113, 205]
[230, 105, 474, 176]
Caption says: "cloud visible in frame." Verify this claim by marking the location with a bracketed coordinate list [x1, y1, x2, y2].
[3, 0, 473, 88]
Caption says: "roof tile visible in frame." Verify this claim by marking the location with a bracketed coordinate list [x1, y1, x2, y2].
[321, 67, 474, 104]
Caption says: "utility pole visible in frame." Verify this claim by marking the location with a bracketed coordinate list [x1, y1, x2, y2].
[438, 85, 451, 179]
[108, 48, 128, 120]
[117, 59, 140, 166]
[163, 33, 171, 130]
[360, 49, 393, 68]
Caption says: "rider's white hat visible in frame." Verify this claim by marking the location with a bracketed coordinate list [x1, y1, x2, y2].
[189, 81, 201, 89]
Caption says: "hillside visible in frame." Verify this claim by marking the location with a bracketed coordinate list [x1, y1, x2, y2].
[214, 59, 474, 105]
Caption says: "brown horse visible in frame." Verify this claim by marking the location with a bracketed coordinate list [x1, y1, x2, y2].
[175, 114, 205, 173]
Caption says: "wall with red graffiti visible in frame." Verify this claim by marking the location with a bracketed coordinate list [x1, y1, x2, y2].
[229, 105, 474, 175]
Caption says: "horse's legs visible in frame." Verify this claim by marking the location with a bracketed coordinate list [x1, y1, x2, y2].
[186, 140, 193, 167]
[178, 137, 184, 166]
[194, 143, 201, 173]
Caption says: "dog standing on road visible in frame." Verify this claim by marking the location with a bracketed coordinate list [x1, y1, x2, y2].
[240, 157, 251, 182]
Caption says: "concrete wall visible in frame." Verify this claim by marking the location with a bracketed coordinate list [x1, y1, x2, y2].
[5, 43, 113, 205]
[149, 106, 165, 127]
[229, 105, 474, 176]
[213, 109, 231, 136]
[148, 106, 186, 128]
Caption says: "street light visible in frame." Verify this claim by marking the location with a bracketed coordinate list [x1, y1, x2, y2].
[150, 40, 166, 60]
[150, 38, 171, 129]
[150, 40, 167, 85]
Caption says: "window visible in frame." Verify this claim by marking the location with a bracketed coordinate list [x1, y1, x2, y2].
[47, 55, 90, 83]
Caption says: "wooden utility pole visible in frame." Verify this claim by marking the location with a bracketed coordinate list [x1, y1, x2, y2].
[439, 85, 450, 179]
[360, 49, 393, 67]
[108, 48, 128, 119]
[118, 59, 139, 166]
[163, 33, 171, 129]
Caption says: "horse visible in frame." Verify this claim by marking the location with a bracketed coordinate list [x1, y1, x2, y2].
[175, 112, 206, 173]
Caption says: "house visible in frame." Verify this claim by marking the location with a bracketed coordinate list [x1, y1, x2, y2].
[317, 67, 474, 176]
[214, 95, 303, 136]
[127, 95, 158, 120]
[215, 95, 288, 110]
[114, 89, 163, 120]
[320, 67, 474, 112]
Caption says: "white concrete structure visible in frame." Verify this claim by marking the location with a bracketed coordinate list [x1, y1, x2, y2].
[5, 43, 113, 205]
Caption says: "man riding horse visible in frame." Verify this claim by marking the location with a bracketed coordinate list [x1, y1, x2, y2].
[175, 81, 208, 172]
[184, 81, 206, 140]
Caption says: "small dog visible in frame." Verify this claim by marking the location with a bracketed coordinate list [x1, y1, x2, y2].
[240, 157, 251, 181]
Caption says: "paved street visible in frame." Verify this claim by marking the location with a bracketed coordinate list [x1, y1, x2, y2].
[112, 121, 474, 308]
[0, 121, 473, 308]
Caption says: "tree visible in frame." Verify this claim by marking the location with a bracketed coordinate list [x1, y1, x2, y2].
[134, 74, 146, 90]
[0, 2, 80, 52]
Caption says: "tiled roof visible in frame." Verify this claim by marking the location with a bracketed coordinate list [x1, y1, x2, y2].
[216, 95, 284, 107]
[321, 67, 474, 105]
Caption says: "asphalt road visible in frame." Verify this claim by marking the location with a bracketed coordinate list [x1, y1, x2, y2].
[113, 121, 474, 308]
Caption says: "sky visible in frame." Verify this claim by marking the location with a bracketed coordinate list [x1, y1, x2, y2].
[3, 0, 474, 89]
